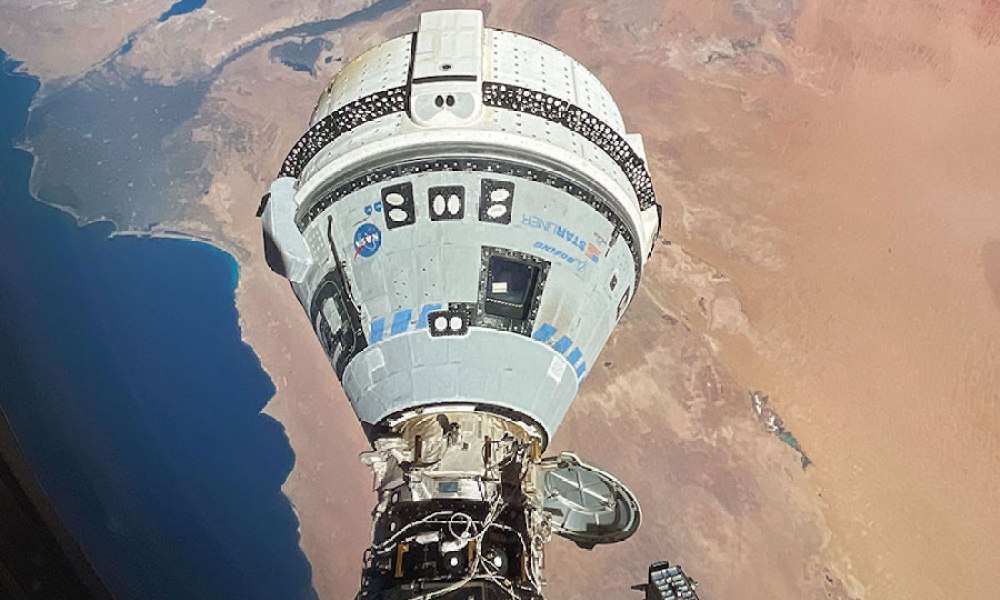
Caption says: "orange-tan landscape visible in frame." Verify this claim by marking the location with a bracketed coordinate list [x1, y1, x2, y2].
[1, 0, 997, 598]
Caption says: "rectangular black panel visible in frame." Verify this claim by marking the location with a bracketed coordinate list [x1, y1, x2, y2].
[381, 182, 415, 229]
[309, 271, 367, 378]
[427, 308, 471, 337]
[478, 179, 514, 224]
[427, 185, 465, 221]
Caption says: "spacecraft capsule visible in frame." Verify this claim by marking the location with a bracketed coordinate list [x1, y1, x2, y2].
[262, 9, 661, 599]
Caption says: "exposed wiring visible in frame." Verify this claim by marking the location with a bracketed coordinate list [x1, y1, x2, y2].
[446, 511, 477, 541]
[371, 511, 456, 554]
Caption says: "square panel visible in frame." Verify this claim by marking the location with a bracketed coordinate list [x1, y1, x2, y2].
[428, 185, 465, 220]
[426, 309, 471, 337]
[381, 182, 415, 229]
[478, 179, 514, 224]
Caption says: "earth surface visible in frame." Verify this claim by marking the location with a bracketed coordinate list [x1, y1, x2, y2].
[2, 0, 999, 599]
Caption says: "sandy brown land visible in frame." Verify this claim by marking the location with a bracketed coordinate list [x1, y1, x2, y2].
[0, 0, 165, 83]
[115, 0, 392, 83]
[0, 0, 382, 86]
[192, 46, 379, 594]
[715, 3, 1000, 595]
[490, 2, 1000, 597]
[2, 0, 998, 598]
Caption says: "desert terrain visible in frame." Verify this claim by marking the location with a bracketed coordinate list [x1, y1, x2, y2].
[1, 0, 997, 598]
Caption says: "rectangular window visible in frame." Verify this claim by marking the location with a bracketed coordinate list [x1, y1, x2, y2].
[485, 255, 540, 320]
[477, 247, 550, 336]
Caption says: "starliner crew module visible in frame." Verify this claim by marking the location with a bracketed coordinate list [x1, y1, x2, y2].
[260, 10, 695, 599]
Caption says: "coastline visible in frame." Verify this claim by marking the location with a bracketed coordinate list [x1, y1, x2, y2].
[3, 6, 862, 597]
[4, 1, 998, 598]
[18, 137, 231, 248]
[0, 57, 321, 595]
[18, 120, 375, 597]
[0, 3, 402, 592]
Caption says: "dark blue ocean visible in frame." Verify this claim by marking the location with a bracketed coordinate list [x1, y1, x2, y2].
[0, 51, 317, 600]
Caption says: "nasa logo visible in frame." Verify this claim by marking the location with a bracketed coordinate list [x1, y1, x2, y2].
[353, 223, 382, 258]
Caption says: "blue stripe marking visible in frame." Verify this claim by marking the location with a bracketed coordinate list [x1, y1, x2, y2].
[370, 318, 385, 343]
[532, 323, 556, 343]
[575, 362, 587, 378]
[566, 347, 582, 366]
[390, 309, 412, 336]
[552, 336, 572, 354]
[416, 303, 442, 329]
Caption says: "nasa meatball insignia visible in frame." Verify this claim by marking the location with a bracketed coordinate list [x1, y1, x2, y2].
[353, 223, 382, 258]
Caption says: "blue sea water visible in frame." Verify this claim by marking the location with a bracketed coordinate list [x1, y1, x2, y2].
[158, 0, 207, 23]
[0, 50, 316, 600]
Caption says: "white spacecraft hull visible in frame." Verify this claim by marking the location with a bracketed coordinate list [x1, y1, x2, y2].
[261, 10, 660, 599]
